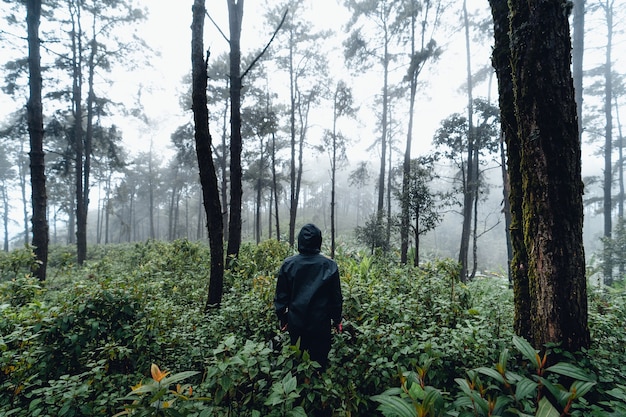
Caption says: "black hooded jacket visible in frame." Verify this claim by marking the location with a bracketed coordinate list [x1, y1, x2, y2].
[274, 224, 343, 334]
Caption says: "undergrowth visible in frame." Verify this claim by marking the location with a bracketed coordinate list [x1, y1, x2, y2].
[0, 240, 624, 416]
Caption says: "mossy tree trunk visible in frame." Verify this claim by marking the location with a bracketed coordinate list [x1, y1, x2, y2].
[488, 0, 531, 344]
[490, 0, 590, 351]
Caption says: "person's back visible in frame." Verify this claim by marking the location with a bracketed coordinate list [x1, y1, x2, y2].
[274, 224, 342, 369]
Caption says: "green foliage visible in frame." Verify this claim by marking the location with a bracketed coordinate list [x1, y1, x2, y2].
[0, 245, 40, 282]
[0, 240, 624, 416]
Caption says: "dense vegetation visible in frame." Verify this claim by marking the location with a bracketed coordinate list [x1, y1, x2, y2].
[0, 240, 625, 416]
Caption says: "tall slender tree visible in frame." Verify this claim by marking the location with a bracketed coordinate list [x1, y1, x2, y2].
[323, 81, 354, 258]
[192, 0, 224, 310]
[397, 0, 442, 264]
[345, 0, 397, 245]
[26, 0, 49, 281]
[601, 0, 615, 285]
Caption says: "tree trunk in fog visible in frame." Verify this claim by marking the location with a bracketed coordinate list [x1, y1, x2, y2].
[27, 0, 49, 280]
[78, 14, 98, 264]
[18, 139, 29, 245]
[271, 132, 280, 241]
[227, 0, 244, 261]
[400, 6, 417, 264]
[602, 0, 614, 286]
[572, 0, 584, 141]
[459, 0, 475, 282]
[288, 29, 296, 247]
[148, 145, 156, 239]
[192, 0, 224, 309]
[2, 184, 9, 251]
[494, 0, 590, 351]
[69, 1, 86, 262]
[220, 81, 229, 242]
[378, 39, 389, 224]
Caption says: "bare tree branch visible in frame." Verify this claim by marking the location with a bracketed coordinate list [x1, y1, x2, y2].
[241, 8, 288, 81]
[206, 10, 229, 44]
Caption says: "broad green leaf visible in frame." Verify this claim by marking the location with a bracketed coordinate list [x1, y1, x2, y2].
[371, 395, 418, 417]
[512, 336, 540, 368]
[423, 387, 443, 408]
[162, 371, 200, 386]
[477, 366, 505, 384]
[455, 378, 473, 396]
[515, 377, 538, 399]
[408, 381, 425, 400]
[545, 363, 595, 382]
[535, 397, 560, 417]
[283, 372, 298, 394]
[570, 381, 596, 399]
[539, 377, 570, 406]
[498, 348, 510, 371]
[286, 406, 308, 417]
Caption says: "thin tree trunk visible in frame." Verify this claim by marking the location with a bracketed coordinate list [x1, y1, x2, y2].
[401, 0, 418, 264]
[378, 36, 389, 218]
[69, 1, 85, 262]
[271, 132, 280, 241]
[18, 140, 29, 245]
[78, 12, 98, 264]
[602, 0, 614, 286]
[288, 28, 297, 247]
[26, 0, 49, 280]
[226, 0, 244, 261]
[192, 0, 225, 309]
[459, 0, 475, 282]
[221, 79, 229, 241]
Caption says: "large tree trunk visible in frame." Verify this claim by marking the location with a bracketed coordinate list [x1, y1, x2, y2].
[192, 0, 225, 309]
[507, 0, 590, 351]
[26, 0, 49, 281]
[226, 0, 243, 261]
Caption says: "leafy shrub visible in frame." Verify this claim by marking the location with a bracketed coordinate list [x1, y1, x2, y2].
[0, 245, 39, 282]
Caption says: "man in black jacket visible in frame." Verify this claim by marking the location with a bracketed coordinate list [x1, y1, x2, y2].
[274, 224, 343, 369]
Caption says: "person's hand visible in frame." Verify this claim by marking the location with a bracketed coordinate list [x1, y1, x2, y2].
[334, 322, 342, 333]
[281, 322, 288, 332]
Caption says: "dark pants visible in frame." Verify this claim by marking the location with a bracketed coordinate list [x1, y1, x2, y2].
[289, 329, 331, 369]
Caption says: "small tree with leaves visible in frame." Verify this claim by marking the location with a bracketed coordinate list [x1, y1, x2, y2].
[395, 157, 446, 266]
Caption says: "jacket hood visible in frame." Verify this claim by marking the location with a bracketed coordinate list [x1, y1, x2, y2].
[297, 223, 322, 254]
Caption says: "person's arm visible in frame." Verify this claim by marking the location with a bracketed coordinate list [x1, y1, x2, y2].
[274, 264, 290, 330]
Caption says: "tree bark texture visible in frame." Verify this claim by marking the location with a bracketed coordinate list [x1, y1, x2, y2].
[27, 0, 49, 281]
[489, 0, 531, 340]
[508, 0, 590, 350]
[192, 0, 225, 309]
[226, 0, 244, 261]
